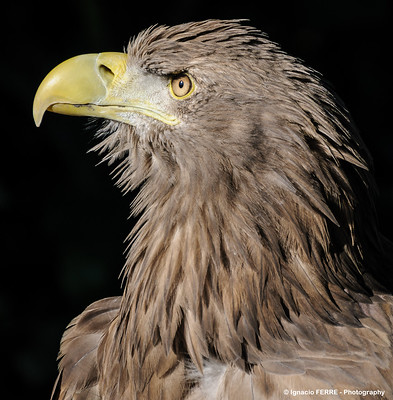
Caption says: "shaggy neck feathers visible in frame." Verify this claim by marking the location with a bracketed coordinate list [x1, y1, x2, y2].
[96, 130, 376, 376]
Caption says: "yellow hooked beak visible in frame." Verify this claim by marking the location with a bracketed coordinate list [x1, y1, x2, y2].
[33, 52, 180, 127]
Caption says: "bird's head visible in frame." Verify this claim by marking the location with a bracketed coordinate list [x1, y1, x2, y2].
[34, 20, 322, 191]
[33, 20, 368, 183]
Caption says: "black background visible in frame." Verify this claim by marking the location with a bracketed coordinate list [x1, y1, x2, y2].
[2, 1, 392, 398]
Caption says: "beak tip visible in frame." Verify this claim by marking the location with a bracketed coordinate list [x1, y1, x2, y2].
[33, 113, 42, 127]
[33, 102, 44, 127]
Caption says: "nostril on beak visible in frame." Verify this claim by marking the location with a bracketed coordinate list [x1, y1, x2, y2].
[96, 52, 127, 87]
[98, 64, 115, 85]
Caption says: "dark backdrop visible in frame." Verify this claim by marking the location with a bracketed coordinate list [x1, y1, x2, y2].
[2, 1, 392, 398]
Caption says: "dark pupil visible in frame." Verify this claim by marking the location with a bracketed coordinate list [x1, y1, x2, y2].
[178, 80, 184, 89]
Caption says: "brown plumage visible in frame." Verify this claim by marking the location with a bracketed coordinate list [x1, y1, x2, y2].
[35, 20, 393, 399]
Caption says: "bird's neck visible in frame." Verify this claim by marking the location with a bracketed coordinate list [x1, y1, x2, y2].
[111, 150, 377, 373]
[116, 162, 262, 366]
[121, 171, 235, 313]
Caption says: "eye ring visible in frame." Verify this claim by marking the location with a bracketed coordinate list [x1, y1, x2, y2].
[169, 73, 195, 99]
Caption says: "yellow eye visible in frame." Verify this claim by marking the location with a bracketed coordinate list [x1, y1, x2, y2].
[170, 74, 194, 99]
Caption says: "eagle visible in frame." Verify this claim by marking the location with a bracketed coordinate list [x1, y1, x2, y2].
[33, 20, 393, 399]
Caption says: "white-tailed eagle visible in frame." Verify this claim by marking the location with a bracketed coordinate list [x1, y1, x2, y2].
[33, 20, 393, 400]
